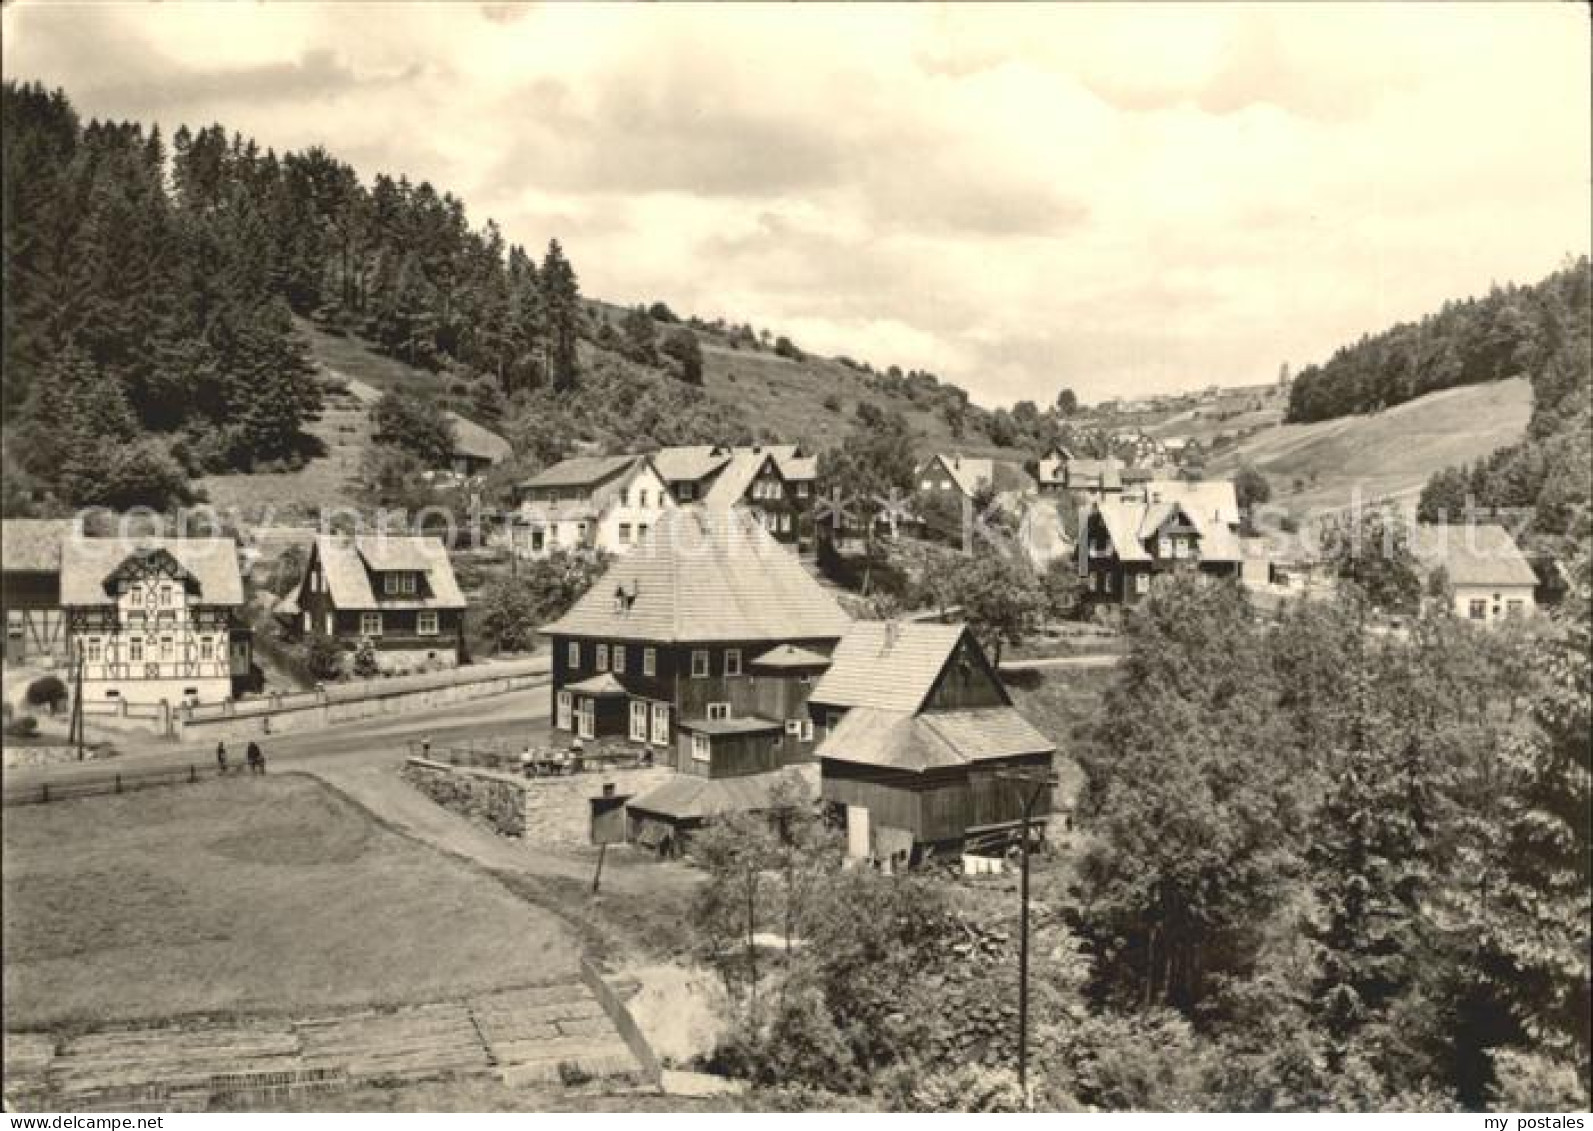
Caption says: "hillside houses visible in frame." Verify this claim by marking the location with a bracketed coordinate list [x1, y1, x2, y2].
[444, 412, 512, 477]
[515, 443, 818, 555]
[285, 535, 468, 672]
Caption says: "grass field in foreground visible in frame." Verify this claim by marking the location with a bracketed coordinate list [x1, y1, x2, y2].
[1, 774, 578, 1030]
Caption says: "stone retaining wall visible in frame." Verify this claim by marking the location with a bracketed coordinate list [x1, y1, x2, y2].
[403, 758, 528, 838]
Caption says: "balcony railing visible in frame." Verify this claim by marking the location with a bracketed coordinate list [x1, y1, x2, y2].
[85, 661, 233, 681]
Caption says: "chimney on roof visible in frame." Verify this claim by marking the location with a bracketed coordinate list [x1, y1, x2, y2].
[882, 619, 901, 652]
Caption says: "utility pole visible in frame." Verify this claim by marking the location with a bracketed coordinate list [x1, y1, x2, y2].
[71, 639, 85, 761]
[995, 768, 1059, 1107]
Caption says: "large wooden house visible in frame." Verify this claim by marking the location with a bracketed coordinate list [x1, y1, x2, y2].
[542, 507, 849, 757]
[2, 518, 72, 664]
[1078, 479, 1243, 604]
[61, 537, 252, 706]
[286, 535, 468, 673]
[809, 621, 1056, 863]
[915, 453, 1033, 502]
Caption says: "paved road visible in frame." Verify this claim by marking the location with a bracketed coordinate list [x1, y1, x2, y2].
[4, 681, 555, 788]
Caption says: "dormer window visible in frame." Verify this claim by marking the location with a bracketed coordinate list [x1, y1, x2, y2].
[383, 573, 418, 596]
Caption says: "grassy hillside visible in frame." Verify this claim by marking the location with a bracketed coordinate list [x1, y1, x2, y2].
[1205, 377, 1532, 516]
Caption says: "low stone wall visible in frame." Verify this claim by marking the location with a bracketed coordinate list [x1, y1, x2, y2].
[172, 660, 547, 742]
[401, 757, 675, 849]
[402, 758, 528, 838]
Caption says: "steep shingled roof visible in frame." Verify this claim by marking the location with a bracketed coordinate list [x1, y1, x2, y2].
[650, 445, 732, 484]
[807, 621, 969, 712]
[1, 519, 73, 573]
[541, 508, 850, 643]
[1412, 523, 1538, 588]
[521, 454, 640, 491]
[444, 412, 511, 464]
[627, 763, 818, 821]
[751, 643, 832, 668]
[313, 535, 467, 610]
[817, 706, 1054, 772]
[60, 537, 245, 607]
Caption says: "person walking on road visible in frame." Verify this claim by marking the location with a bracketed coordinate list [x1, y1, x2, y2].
[246, 740, 265, 775]
[216, 741, 228, 776]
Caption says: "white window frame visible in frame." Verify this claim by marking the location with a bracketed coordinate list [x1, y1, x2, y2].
[707, 702, 730, 721]
[361, 611, 383, 637]
[651, 702, 670, 746]
[691, 649, 710, 678]
[577, 699, 595, 739]
[630, 700, 649, 742]
[1134, 573, 1150, 595]
[691, 732, 711, 763]
[802, 719, 814, 742]
[725, 648, 742, 677]
[556, 690, 573, 730]
[785, 719, 803, 737]
[1468, 598, 1487, 621]
[619, 522, 633, 545]
[568, 641, 580, 667]
[643, 648, 657, 677]
[417, 611, 439, 636]
[612, 644, 626, 673]
[596, 643, 609, 672]
[796, 482, 809, 498]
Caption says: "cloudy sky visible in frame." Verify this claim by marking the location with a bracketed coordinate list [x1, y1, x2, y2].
[3, 3, 1588, 408]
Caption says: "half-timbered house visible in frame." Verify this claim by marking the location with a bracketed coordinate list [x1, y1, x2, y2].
[61, 537, 251, 706]
[2, 518, 72, 664]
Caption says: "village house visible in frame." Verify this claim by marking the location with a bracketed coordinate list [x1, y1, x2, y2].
[1, 518, 73, 664]
[60, 537, 252, 706]
[915, 453, 1034, 502]
[651, 444, 818, 549]
[542, 507, 848, 753]
[508, 455, 675, 559]
[443, 411, 512, 477]
[1413, 523, 1538, 623]
[1035, 444, 1077, 494]
[1078, 478, 1243, 604]
[809, 621, 1057, 864]
[285, 535, 468, 672]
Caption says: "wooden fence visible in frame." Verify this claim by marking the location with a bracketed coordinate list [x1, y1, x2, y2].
[1, 761, 243, 808]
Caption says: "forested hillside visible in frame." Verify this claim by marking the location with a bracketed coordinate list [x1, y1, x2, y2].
[1282, 258, 1589, 536]
[1, 81, 1060, 518]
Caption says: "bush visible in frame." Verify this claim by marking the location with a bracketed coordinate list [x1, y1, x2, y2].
[302, 631, 346, 681]
[823, 394, 842, 413]
[25, 675, 68, 714]
[5, 714, 40, 738]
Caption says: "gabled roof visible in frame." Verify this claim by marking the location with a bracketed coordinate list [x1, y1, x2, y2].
[778, 455, 817, 482]
[677, 715, 783, 735]
[522, 454, 640, 491]
[751, 643, 832, 668]
[541, 509, 850, 643]
[1, 519, 73, 573]
[627, 763, 818, 821]
[703, 450, 774, 508]
[444, 412, 511, 464]
[650, 445, 733, 483]
[817, 706, 1054, 772]
[59, 537, 245, 608]
[313, 535, 467, 610]
[1090, 485, 1243, 564]
[1065, 458, 1124, 492]
[1141, 480, 1240, 529]
[1412, 523, 1537, 588]
[807, 621, 970, 712]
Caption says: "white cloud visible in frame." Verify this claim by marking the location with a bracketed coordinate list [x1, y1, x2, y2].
[2, 1, 1587, 407]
